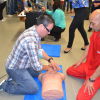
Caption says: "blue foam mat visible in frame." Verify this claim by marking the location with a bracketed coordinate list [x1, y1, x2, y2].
[71, 16, 74, 18]
[24, 65, 67, 100]
[41, 44, 61, 57]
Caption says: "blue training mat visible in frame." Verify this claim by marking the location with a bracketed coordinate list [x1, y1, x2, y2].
[41, 44, 61, 57]
[24, 65, 67, 100]
[71, 16, 74, 18]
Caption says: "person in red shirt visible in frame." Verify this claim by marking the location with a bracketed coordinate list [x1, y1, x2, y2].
[66, 9, 100, 100]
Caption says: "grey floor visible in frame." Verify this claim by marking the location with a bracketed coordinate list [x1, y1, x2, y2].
[0, 9, 100, 100]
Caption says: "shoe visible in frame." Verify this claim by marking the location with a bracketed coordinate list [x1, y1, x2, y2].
[67, 11, 69, 14]
[81, 47, 86, 50]
[63, 48, 72, 53]
[0, 18, 6, 22]
[41, 38, 44, 41]
[70, 11, 72, 13]
[88, 28, 92, 32]
[0, 80, 6, 91]
[54, 38, 59, 42]
[7, 76, 13, 82]
[7, 14, 13, 17]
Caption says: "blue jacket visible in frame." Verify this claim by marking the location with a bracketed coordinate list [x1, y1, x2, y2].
[69, 0, 89, 8]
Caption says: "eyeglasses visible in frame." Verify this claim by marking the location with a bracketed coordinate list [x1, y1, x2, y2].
[43, 25, 51, 32]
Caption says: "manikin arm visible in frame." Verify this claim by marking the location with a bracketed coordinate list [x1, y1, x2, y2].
[58, 72, 65, 81]
[38, 73, 43, 82]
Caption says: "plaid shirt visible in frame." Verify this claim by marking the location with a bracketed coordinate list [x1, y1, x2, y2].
[5, 26, 43, 71]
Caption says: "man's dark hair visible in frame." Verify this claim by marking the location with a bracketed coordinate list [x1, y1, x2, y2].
[36, 14, 55, 27]
[53, 0, 63, 12]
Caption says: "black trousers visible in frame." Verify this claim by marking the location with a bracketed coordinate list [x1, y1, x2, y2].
[50, 26, 65, 39]
[67, 7, 89, 48]
[0, 1, 6, 20]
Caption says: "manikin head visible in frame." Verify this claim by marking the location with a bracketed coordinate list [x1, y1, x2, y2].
[89, 9, 100, 32]
[35, 14, 55, 39]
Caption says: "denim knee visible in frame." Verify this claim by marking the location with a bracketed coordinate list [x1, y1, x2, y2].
[29, 85, 39, 94]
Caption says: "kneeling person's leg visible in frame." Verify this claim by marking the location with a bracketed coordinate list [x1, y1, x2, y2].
[77, 77, 100, 100]
[4, 68, 39, 95]
[66, 63, 86, 79]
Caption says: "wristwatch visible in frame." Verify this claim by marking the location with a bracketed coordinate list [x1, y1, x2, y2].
[89, 78, 95, 82]
[48, 57, 53, 63]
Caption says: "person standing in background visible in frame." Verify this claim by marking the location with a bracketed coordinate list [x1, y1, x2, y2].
[0, 0, 6, 21]
[63, 0, 72, 13]
[6, 0, 12, 17]
[63, 0, 89, 53]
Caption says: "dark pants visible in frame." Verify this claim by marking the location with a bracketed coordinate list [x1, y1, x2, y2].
[0, 2, 6, 20]
[63, 1, 72, 12]
[50, 26, 65, 39]
[89, 3, 100, 30]
[67, 7, 89, 48]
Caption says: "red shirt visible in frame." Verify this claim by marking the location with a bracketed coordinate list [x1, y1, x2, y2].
[86, 31, 100, 77]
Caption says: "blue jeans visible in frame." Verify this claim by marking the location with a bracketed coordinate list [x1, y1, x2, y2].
[43, 0, 47, 10]
[63, 0, 69, 11]
[34, 0, 36, 3]
[6, 0, 11, 15]
[38, 0, 47, 9]
[10, 0, 15, 14]
[17, 0, 24, 12]
[4, 67, 41, 95]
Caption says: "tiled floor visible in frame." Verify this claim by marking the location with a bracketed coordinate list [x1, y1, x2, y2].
[0, 9, 100, 100]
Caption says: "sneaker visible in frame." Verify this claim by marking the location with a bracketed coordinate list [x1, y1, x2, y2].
[7, 14, 13, 17]
[54, 38, 59, 42]
[0, 18, 6, 22]
[41, 38, 45, 41]
[7, 76, 13, 82]
[0, 80, 6, 91]
[88, 28, 92, 32]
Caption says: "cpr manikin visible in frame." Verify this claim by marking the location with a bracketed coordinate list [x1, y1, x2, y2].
[38, 71, 65, 100]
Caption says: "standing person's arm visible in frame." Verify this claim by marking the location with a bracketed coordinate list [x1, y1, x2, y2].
[74, 45, 89, 69]
[84, 66, 100, 95]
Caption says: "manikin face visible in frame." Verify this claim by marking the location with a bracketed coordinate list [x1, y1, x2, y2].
[89, 14, 100, 32]
[40, 23, 54, 38]
[51, 0, 54, 7]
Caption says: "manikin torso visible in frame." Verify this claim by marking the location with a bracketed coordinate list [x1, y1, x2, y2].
[38, 71, 65, 100]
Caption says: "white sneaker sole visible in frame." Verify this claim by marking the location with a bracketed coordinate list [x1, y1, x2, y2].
[0, 80, 5, 91]
[0, 80, 5, 85]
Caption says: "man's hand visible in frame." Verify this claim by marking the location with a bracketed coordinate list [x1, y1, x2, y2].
[73, 61, 81, 69]
[84, 79, 95, 95]
[49, 60, 61, 71]
[47, 64, 56, 71]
